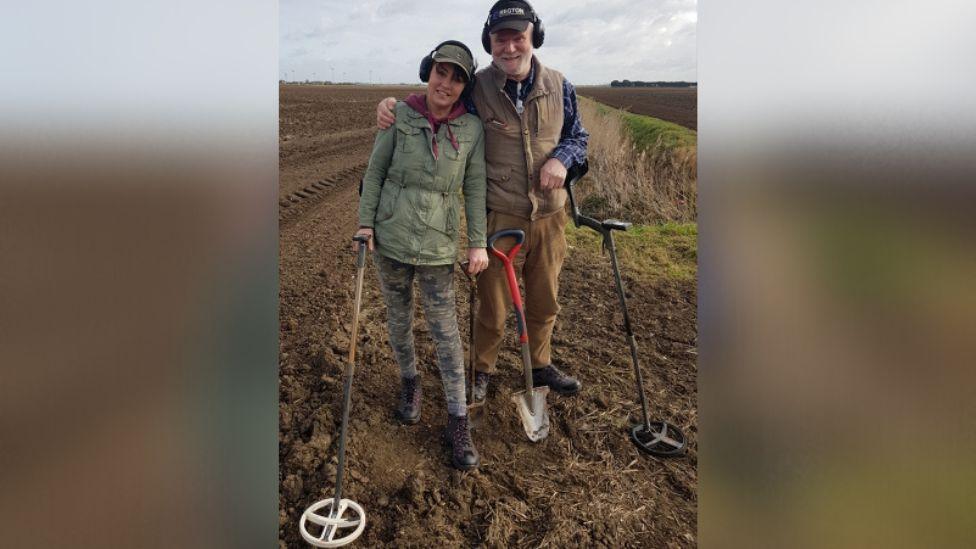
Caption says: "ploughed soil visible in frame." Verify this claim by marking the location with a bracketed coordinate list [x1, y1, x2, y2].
[577, 87, 698, 131]
[279, 85, 698, 547]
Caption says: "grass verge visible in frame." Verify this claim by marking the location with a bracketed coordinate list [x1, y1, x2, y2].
[566, 221, 697, 284]
[593, 102, 697, 155]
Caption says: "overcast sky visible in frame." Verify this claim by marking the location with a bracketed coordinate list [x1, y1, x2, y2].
[280, 0, 696, 85]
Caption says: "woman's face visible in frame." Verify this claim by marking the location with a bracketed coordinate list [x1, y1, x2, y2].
[427, 62, 466, 112]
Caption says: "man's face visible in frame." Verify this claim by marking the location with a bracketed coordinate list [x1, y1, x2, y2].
[490, 26, 533, 79]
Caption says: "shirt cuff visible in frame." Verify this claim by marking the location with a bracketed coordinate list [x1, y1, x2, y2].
[550, 148, 574, 170]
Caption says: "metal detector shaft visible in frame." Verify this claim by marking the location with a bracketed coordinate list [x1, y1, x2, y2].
[331, 363, 354, 513]
[460, 261, 484, 425]
[332, 236, 369, 515]
[467, 268, 477, 400]
[604, 231, 653, 431]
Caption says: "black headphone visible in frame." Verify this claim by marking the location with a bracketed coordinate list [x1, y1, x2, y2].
[481, 0, 545, 54]
[419, 40, 478, 96]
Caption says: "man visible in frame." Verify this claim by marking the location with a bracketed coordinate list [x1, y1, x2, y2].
[376, 0, 588, 402]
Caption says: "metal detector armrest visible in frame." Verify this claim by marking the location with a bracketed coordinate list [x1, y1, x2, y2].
[565, 160, 591, 229]
[576, 214, 605, 232]
[602, 219, 631, 232]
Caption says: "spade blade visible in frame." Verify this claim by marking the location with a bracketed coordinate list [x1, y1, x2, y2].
[511, 387, 550, 442]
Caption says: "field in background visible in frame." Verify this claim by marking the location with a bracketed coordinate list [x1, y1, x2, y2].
[577, 86, 697, 130]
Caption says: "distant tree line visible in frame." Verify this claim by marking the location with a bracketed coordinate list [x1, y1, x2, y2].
[610, 80, 696, 88]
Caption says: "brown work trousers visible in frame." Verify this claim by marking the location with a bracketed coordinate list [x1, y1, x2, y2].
[474, 209, 567, 373]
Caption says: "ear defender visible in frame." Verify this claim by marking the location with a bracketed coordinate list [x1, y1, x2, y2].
[481, 1, 544, 53]
[481, 25, 491, 54]
[532, 18, 545, 48]
[419, 52, 435, 83]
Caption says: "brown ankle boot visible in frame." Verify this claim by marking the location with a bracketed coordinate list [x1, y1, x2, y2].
[444, 414, 479, 470]
[395, 374, 421, 425]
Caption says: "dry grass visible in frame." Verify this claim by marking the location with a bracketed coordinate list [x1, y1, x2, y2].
[576, 97, 697, 224]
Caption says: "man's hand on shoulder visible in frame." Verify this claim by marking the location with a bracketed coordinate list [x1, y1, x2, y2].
[539, 158, 568, 191]
[376, 97, 396, 130]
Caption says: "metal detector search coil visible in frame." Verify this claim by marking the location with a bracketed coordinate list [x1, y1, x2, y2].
[631, 421, 687, 457]
[299, 498, 366, 548]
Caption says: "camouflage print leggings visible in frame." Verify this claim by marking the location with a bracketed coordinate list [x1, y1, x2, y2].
[375, 254, 467, 416]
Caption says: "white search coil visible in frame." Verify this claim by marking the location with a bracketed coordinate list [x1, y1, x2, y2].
[299, 498, 366, 548]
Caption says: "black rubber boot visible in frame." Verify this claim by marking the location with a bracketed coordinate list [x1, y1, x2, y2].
[395, 374, 421, 425]
[472, 372, 491, 402]
[444, 414, 479, 470]
[532, 365, 581, 395]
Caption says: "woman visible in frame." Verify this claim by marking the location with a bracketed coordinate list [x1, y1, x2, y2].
[355, 40, 488, 471]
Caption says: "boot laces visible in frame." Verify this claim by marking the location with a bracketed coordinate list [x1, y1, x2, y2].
[453, 416, 473, 449]
[401, 377, 420, 406]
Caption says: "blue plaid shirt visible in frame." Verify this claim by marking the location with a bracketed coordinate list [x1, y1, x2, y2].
[463, 64, 589, 171]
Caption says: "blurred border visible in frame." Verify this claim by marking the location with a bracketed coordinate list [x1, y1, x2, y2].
[700, 1, 976, 547]
[0, 2, 279, 548]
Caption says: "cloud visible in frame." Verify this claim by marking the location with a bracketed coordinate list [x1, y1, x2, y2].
[281, 0, 697, 83]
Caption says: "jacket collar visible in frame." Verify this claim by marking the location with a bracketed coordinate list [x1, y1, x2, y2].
[402, 102, 469, 129]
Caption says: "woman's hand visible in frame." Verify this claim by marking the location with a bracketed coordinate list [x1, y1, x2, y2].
[353, 228, 375, 252]
[466, 247, 489, 275]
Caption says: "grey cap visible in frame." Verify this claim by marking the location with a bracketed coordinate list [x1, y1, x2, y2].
[431, 43, 475, 80]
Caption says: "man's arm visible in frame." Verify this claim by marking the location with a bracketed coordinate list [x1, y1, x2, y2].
[539, 79, 589, 190]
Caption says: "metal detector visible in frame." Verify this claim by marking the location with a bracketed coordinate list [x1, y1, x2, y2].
[459, 261, 485, 428]
[565, 162, 687, 457]
[299, 234, 370, 547]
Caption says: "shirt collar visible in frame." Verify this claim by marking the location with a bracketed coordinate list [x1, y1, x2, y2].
[504, 63, 536, 102]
